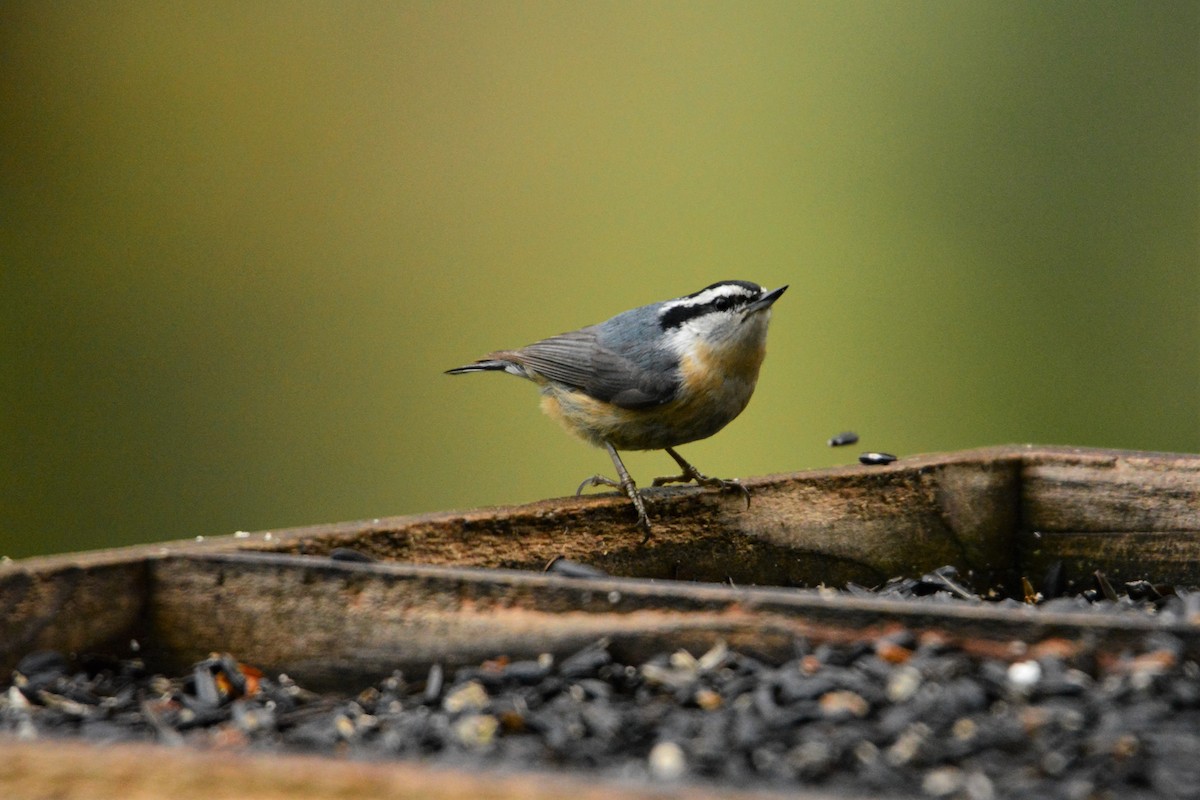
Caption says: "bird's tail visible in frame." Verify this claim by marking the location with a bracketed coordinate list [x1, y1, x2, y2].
[445, 358, 515, 376]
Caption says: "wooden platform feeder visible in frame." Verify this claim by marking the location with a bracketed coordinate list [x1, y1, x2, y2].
[2, 445, 1198, 799]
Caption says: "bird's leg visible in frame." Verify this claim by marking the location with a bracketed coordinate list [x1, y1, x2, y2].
[575, 474, 623, 493]
[652, 447, 751, 509]
[576, 442, 652, 537]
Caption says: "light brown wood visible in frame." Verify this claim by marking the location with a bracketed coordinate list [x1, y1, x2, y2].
[0, 739, 825, 800]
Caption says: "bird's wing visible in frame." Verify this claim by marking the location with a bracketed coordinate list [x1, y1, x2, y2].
[513, 329, 678, 410]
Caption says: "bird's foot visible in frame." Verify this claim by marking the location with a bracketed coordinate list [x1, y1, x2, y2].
[577, 471, 652, 541]
[652, 448, 751, 509]
[576, 474, 623, 495]
[651, 470, 751, 507]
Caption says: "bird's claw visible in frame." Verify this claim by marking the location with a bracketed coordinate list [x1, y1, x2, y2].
[652, 470, 751, 509]
[576, 474, 623, 496]
[576, 472, 654, 542]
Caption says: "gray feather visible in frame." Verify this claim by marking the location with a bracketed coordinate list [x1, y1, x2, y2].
[445, 359, 511, 375]
[514, 321, 679, 410]
[448, 296, 691, 408]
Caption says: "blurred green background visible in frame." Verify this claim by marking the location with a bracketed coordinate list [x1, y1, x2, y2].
[2, 2, 1197, 558]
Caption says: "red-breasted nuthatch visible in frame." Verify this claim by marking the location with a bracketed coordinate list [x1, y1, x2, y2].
[446, 280, 787, 533]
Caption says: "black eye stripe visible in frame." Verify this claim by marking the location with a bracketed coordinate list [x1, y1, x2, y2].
[658, 287, 758, 330]
[659, 304, 706, 330]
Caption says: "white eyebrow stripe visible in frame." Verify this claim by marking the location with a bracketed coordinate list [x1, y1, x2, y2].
[659, 283, 757, 314]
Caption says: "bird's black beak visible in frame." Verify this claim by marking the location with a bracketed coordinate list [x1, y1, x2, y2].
[744, 284, 788, 317]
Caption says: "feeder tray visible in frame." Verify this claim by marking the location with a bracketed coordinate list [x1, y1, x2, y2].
[3, 445, 1199, 799]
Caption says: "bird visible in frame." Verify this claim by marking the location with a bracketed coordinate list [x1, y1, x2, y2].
[446, 280, 787, 534]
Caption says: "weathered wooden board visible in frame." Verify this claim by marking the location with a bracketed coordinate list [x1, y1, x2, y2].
[140, 551, 1199, 691]
[222, 446, 1028, 592]
[3, 446, 1198, 682]
[1022, 448, 1200, 532]
[1018, 448, 1200, 587]
[1, 445, 1198, 800]
[0, 556, 149, 669]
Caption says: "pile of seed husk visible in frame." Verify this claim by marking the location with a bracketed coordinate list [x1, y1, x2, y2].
[542, 558, 1200, 624]
[844, 564, 1200, 621]
[5, 565, 1200, 799]
[6, 609, 1200, 800]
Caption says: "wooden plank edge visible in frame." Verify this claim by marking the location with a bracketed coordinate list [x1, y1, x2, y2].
[0, 737, 845, 800]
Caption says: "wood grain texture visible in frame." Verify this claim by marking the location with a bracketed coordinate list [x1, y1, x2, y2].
[138, 551, 1200, 692]
[1018, 448, 1200, 587]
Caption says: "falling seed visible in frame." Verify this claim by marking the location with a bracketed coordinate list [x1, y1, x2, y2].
[827, 431, 859, 447]
[859, 452, 897, 465]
